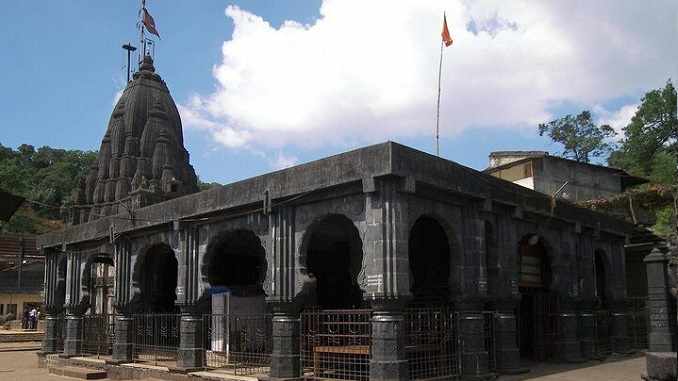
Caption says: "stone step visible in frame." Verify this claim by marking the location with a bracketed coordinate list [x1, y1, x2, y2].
[48, 365, 108, 379]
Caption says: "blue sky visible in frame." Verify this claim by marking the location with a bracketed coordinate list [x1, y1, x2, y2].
[1, 1, 674, 184]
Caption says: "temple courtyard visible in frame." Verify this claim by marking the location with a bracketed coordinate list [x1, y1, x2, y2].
[0, 346, 647, 381]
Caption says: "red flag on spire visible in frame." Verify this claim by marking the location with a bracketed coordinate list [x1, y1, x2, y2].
[441, 14, 453, 47]
[143, 8, 160, 38]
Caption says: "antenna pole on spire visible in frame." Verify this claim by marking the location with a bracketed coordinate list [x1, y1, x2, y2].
[122, 43, 137, 82]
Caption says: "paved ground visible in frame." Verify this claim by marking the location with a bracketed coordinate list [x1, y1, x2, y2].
[0, 349, 647, 381]
[499, 355, 647, 381]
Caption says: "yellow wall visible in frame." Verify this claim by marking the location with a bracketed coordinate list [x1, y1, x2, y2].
[0, 292, 42, 317]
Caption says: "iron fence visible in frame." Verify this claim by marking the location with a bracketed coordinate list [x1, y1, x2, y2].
[132, 313, 180, 365]
[81, 314, 115, 357]
[627, 298, 648, 350]
[592, 309, 612, 358]
[55, 313, 66, 352]
[301, 309, 371, 381]
[483, 311, 496, 371]
[202, 313, 272, 375]
[405, 306, 459, 380]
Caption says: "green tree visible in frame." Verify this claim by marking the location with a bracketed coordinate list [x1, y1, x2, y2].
[0, 143, 97, 233]
[538, 110, 616, 163]
[608, 80, 677, 183]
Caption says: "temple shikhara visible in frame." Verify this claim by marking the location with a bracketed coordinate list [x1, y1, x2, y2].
[36, 7, 674, 381]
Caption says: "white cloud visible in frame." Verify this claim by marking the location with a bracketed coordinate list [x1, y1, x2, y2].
[181, 0, 677, 153]
[112, 89, 124, 107]
[597, 103, 639, 137]
[271, 152, 299, 170]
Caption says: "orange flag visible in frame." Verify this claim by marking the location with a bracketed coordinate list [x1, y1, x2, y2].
[441, 14, 453, 47]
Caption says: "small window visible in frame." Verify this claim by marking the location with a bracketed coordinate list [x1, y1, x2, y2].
[0, 304, 4, 315]
[170, 183, 178, 192]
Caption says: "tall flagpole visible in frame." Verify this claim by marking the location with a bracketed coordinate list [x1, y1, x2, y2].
[435, 40, 443, 157]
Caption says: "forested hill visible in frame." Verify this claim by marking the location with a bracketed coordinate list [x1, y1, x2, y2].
[0, 144, 97, 234]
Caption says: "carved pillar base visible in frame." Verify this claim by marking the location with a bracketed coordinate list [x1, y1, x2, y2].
[41, 314, 61, 354]
[644, 249, 677, 353]
[175, 313, 204, 371]
[112, 315, 134, 363]
[577, 300, 595, 360]
[610, 301, 631, 354]
[457, 301, 493, 380]
[493, 299, 526, 374]
[369, 302, 408, 381]
[269, 305, 301, 380]
[62, 314, 83, 357]
[555, 299, 583, 363]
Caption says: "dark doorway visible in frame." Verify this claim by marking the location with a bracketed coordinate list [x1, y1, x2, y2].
[55, 256, 67, 310]
[408, 216, 451, 303]
[305, 215, 364, 309]
[517, 235, 552, 360]
[204, 229, 266, 296]
[594, 250, 607, 308]
[138, 244, 178, 313]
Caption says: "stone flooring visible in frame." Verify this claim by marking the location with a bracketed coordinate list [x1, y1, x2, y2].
[0, 349, 647, 381]
[499, 354, 647, 381]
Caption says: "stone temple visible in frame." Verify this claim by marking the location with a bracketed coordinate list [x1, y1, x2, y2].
[38, 53, 655, 381]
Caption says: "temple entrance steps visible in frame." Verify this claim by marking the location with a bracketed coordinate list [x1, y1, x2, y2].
[48, 365, 107, 379]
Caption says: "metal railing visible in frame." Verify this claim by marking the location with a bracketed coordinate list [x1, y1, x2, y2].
[301, 309, 371, 381]
[405, 306, 459, 380]
[202, 313, 272, 375]
[627, 297, 648, 350]
[592, 309, 612, 358]
[81, 314, 115, 357]
[55, 313, 66, 352]
[132, 314, 180, 365]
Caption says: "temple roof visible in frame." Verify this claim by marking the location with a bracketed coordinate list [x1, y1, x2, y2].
[73, 55, 198, 224]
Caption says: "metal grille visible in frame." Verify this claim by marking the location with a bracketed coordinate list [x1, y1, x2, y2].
[483, 311, 496, 371]
[202, 313, 272, 375]
[405, 306, 459, 380]
[81, 314, 115, 357]
[55, 314, 66, 351]
[627, 298, 648, 350]
[535, 294, 559, 361]
[132, 314, 180, 365]
[593, 309, 611, 358]
[301, 309, 371, 381]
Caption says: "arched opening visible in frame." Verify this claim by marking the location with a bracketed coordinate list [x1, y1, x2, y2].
[517, 234, 552, 360]
[408, 216, 451, 304]
[304, 214, 364, 309]
[83, 256, 114, 315]
[203, 230, 266, 296]
[137, 244, 178, 313]
[594, 250, 608, 308]
[55, 256, 67, 310]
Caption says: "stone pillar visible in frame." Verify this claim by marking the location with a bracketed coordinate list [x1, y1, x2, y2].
[493, 298, 524, 374]
[175, 225, 204, 371]
[176, 308, 203, 371]
[457, 300, 492, 380]
[577, 299, 596, 360]
[370, 300, 408, 381]
[269, 304, 301, 380]
[40, 251, 62, 355]
[609, 299, 631, 354]
[644, 248, 676, 352]
[112, 239, 133, 363]
[555, 298, 582, 363]
[42, 315, 62, 353]
[62, 251, 83, 357]
[265, 206, 302, 381]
